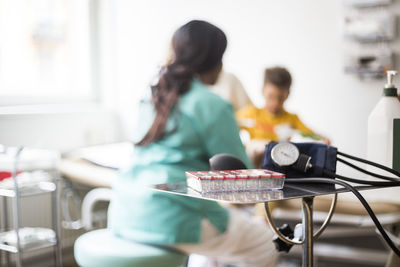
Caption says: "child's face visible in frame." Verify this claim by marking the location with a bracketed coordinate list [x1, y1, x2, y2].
[262, 83, 289, 115]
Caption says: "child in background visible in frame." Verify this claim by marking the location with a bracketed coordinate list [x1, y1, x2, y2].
[236, 66, 329, 166]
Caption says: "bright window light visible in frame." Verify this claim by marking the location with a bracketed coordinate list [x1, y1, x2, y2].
[0, 0, 92, 105]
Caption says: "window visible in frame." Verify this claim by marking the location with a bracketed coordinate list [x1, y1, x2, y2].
[0, 0, 93, 105]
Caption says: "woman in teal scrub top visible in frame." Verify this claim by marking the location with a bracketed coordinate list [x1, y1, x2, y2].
[109, 20, 277, 266]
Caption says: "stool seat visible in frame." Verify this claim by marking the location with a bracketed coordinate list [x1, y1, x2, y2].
[74, 229, 187, 267]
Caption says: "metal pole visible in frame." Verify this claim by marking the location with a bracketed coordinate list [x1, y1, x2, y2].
[2, 197, 10, 267]
[12, 147, 24, 267]
[53, 171, 63, 267]
[302, 197, 314, 267]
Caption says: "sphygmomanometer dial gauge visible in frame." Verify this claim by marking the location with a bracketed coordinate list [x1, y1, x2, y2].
[271, 142, 300, 166]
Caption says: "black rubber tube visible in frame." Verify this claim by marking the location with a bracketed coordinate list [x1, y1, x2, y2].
[337, 157, 399, 182]
[337, 151, 400, 178]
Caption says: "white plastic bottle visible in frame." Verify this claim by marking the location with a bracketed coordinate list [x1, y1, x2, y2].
[367, 70, 400, 175]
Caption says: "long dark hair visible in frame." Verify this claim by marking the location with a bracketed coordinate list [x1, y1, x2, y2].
[136, 20, 227, 146]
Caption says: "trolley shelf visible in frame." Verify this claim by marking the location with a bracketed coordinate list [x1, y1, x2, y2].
[0, 227, 56, 253]
[0, 181, 56, 198]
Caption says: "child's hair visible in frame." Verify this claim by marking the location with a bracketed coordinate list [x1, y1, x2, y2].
[264, 67, 292, 91]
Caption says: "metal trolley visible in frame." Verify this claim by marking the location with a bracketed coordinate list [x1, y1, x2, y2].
[0, 146, 62, 267]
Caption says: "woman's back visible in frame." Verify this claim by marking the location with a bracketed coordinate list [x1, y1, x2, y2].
[108, 79, 251, 244]
[108, 20, 278, 266]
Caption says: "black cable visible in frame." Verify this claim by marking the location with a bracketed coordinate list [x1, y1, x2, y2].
[286, 177, 400, 257]
[327, 170, 400, 187]
[337, 157, 399, 182]
[338, 151, 400, 178]
[337, 175, 400, 186]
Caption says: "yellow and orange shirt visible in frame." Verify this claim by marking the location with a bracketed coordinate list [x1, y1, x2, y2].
[236, 105, 313, 142]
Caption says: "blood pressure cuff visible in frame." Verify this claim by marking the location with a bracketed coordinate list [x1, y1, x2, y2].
[262, 142, 337, 178]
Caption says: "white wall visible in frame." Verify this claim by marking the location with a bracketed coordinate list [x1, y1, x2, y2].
[113, 0, 400, 176]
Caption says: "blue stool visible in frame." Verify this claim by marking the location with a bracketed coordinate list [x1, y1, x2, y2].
[74, 229, 188, 267]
